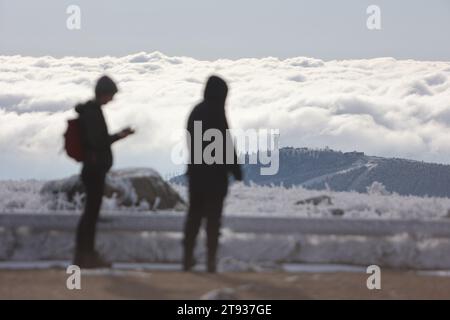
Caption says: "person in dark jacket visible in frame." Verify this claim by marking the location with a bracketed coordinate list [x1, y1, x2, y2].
[73, 75, 134, 268]
[183, 75, 242, 273]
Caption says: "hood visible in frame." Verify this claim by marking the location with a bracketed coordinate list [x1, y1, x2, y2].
[203, 76, 228, 106]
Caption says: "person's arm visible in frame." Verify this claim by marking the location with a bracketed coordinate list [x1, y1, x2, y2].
[109, 133, 121, 144]
[186, 113, 196, 169]
[229, 139, 243, 181]
[232, 160, 243, 181]
[109, 127, 135, 144]
[224, 117, 243, 181]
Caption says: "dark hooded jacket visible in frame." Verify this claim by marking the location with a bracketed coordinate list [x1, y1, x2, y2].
[187, 76, 242, 195]
[75, 100, 120, 171]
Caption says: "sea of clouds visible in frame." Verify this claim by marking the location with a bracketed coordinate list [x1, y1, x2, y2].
[0, 52, 450, 179]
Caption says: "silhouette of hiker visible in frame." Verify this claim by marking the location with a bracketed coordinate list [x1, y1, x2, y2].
[73, 75, 134, 268]
[183, 75, 242, 273]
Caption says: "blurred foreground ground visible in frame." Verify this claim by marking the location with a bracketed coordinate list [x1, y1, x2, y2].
[1, 268, 450, 299]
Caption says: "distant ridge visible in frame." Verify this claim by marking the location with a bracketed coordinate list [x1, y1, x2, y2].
[170, 147, 450, 198]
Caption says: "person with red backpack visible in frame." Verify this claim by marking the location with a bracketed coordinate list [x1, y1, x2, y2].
[71, 75, 134, 268]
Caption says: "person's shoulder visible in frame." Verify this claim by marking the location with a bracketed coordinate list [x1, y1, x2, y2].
[188, 102, 204, 121]
[75, 102, 85, 114]
[75, 99, 89, 111]
[76, 100, 100, 115]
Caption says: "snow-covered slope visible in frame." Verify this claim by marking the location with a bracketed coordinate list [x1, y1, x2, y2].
[234, 147, 450, 198]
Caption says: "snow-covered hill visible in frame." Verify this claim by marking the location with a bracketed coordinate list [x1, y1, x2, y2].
[172, 147, 450, 198]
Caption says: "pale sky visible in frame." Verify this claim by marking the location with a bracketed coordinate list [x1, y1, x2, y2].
[0, 0, 449, 60]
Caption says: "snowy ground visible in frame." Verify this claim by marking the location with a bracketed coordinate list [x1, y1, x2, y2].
[2, 180, 450, 269]
[2, 179, 450, 220]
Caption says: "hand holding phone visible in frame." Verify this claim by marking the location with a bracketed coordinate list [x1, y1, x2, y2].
[118, 127, 136, 138]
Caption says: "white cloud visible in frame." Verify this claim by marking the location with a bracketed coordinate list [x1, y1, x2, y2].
[0, 52, 449, 179]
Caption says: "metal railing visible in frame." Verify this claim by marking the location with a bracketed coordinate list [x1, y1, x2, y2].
[1, 212, 450, 237]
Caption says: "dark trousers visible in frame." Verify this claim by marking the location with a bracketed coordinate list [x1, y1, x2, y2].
[183, 189, 225, 269]
[75, 167, 106, 255]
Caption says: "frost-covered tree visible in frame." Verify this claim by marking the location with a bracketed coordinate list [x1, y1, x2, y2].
[366, 181, 390, 196]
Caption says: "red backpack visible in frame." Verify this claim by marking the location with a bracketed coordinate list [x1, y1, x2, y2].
[64, 118, 84, 162]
